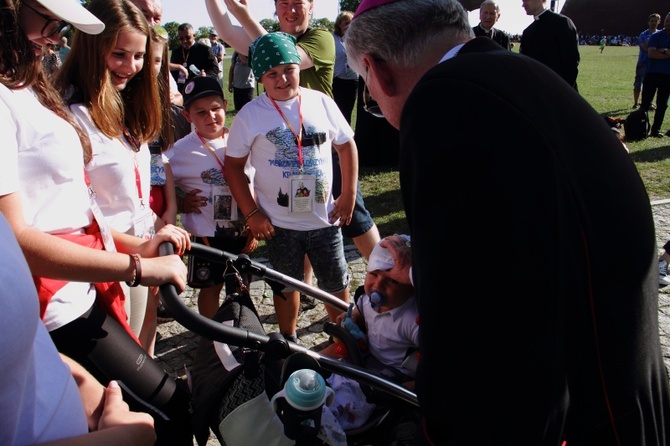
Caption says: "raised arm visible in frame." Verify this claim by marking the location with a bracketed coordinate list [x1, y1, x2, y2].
[205, 0, 265, 56]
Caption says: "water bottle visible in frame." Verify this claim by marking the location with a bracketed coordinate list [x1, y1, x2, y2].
[270, 368, 334, 442]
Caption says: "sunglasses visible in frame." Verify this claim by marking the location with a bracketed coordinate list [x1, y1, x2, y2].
[23, 2, 71, 40]
[364, 68, 384, 118]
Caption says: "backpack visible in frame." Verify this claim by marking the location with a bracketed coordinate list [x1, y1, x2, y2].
[623, 108, 650, 141]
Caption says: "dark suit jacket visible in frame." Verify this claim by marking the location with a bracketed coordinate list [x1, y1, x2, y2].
[170, 42, 220, 94]
[520, 9, 580, 89]
[472, 24, 512, 50]
[401, 37, 670, 444]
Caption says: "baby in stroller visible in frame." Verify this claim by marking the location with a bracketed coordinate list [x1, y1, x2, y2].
[319, 234, 418, 432]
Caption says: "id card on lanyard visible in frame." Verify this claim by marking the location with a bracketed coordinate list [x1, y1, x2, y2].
[197, 133, 240, 226]
[85, 170, 116, 252]
[269, 92, 316, 213]
[124, 128, 156, 240]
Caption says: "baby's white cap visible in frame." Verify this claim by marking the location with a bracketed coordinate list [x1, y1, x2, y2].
[367, 234, 410, 272]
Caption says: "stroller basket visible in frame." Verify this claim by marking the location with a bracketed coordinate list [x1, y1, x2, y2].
[158, 242, 418, 445]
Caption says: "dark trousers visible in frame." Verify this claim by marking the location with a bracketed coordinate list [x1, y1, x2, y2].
[641, 72, 670, 132]
[233, 87, 254, 112]
[333, 76, 358, 124]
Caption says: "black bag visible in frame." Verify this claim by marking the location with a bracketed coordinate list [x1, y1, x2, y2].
[623, 108, 650, 141]
[189, 290, 283, 446]
[187, 235, 247, 289]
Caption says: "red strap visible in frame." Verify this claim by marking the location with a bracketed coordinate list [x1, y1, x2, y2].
[33, 221, 140, 345]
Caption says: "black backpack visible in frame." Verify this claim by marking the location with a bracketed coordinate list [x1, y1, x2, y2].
[624, 108, 650, 141]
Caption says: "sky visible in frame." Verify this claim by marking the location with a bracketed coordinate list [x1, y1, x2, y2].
[161, 1, 536, 36]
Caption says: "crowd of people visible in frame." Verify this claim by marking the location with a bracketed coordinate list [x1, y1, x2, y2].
[2, 0, 670, 445]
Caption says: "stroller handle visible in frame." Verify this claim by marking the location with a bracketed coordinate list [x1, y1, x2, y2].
[158, 242, 419, 408]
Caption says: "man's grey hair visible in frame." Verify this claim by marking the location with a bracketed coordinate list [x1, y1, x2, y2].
[480, 0, 500, 13]
[345, 0, 474, 75]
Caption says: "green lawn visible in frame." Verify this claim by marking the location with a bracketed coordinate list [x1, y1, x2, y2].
[217, 44, 670, 247]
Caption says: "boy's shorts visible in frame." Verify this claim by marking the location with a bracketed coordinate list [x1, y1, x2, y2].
[266, 226, 350, 294]
[187, 231, 247, 289]
[331, 153, 375, 239]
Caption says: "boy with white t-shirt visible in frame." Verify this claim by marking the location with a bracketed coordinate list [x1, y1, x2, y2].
[165, 76, 257, 318]
[224, 32, 358, 342]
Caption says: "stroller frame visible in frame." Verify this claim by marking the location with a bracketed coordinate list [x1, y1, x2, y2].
[158, 241, 418, 408]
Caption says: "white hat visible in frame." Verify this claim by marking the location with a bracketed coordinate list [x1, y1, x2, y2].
[35, 0, 105, 35]
[367, 234, 411, 272]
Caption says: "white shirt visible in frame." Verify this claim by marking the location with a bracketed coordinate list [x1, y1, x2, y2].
[227, 88, 354, 230]
[72, 104, 152, 234]
[0, 85, 95, 331]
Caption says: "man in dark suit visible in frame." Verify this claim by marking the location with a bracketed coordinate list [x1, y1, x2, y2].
[169, 23, 220, 95]
[472, 0, 512, 50]
[520, 0, 580, 90]
[345, 0, 670, 444]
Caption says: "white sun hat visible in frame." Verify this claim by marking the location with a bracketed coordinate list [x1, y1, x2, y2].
[35, 0, 105, 35]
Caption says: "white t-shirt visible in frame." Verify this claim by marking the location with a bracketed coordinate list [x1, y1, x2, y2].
[0, 215, 88, 445]
[71, 104, 152, 235]
[166, 130, 253, 236]
[0, 85, 95, 331]
[227, 88, 354, 230]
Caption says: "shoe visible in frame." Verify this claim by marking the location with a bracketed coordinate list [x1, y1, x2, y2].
[633, 103, 640, 109]
[299, 294, 317, 311]
[652, 131, 665, 138]
[660, 260, 670, 286]
[157, 302, 174, 323]
[651, 104, 657, 111]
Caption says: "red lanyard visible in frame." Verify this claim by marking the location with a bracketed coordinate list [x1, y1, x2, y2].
[197, 131, 226, 177]
[123, 127, 145, 210]
[269, 92, 305, 170]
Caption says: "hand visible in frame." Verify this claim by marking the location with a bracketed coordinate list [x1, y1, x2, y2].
[140, 255, 188, 293]
[379, 234, 412, 287]
[245, 210, 275, 241]
[182, 189, 206, 214]
[142, 224, 191, 257]
[223, 0, 250, 19]
[241, 231, 258, 254]
[328, 195, 355, 227]
[97, 381, 156, 443]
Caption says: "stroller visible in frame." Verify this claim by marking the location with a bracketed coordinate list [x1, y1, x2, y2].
[158, 242, 420, 446]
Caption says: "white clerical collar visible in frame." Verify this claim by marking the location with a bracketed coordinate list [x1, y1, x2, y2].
[439, 43, 465, 63]
[534, 8, 548, 20]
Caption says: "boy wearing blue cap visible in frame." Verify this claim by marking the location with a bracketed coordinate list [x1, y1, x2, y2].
[225, 32, 358, 342]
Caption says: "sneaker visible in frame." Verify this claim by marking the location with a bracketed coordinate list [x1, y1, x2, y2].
[652, 131, 666, 138]
[659, 260, 670, 286]
[157, 302, 174, 323]
[300, 294, 317, 311]
[651, 104, 657, 111]
[633, 103, 640, 109]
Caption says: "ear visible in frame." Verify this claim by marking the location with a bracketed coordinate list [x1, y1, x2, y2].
[181, 108, 193, 124]
[367, 57, 397, 98]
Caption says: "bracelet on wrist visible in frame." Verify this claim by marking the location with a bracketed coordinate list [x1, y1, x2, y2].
[244, 207, 260, 224]
[125, 253, 142, 287]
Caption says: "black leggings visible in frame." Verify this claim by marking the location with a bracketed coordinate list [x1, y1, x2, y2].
[50, 303, 192, 444]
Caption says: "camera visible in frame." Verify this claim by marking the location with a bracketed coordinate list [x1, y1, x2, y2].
[301, 132, 326, 147]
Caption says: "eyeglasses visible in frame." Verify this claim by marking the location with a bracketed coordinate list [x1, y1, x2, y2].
[363, 69, 384, 118]
[23, 2, 71, 39]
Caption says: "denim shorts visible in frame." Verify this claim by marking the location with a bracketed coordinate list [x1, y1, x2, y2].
[267, 226, 350, 293]
[331, 153, 375, 239]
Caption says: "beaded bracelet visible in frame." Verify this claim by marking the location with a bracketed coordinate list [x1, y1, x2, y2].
[125, 253, 142, 287]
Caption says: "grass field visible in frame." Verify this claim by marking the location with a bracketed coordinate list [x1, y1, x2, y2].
[215, 44, 670, 247]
